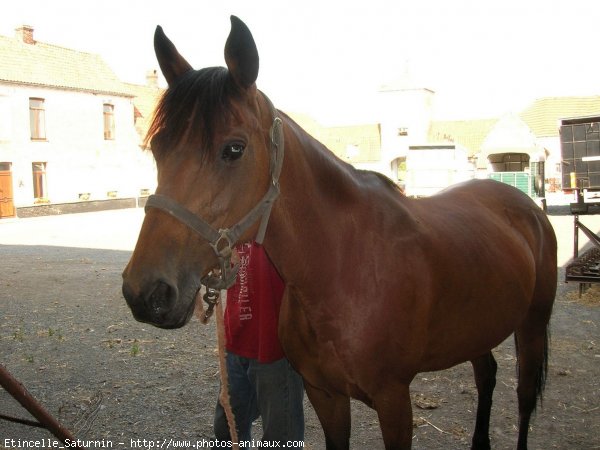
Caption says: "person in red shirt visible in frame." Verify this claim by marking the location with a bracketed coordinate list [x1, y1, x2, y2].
[213, 241, 304, 448]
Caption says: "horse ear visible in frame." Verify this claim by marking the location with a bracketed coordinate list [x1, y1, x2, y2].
[154, 26, 193, 86]
[224, 16, 259, 90]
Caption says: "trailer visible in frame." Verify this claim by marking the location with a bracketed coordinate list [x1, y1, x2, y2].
[561, 116, 600, 292]
[560, 115, 600, 194]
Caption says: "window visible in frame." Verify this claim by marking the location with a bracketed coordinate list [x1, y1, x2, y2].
[32, 162, 47, 199]
[103, 103, 115, 139]
[29, 98, 46, 140]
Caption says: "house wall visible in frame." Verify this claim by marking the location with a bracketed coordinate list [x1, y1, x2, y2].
[0, 83, 156, 208]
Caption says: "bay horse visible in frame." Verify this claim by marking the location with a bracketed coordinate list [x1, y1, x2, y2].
[122, 16, 557, 450]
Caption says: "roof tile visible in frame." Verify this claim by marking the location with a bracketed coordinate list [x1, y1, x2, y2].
[0, 34, 133, 97]
[428, 119, 498, 156]
[520, 96, 600, 137]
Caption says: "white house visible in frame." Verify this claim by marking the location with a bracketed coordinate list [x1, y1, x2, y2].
[0, 25, 156, 218]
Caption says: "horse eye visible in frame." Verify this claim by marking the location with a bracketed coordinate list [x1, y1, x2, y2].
[221, 143, 246, 161]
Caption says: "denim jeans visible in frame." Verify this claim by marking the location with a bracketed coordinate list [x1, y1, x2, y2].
[214, 353, 304, 449]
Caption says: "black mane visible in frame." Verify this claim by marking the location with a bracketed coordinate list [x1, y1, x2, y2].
[146, 67, 238, 157]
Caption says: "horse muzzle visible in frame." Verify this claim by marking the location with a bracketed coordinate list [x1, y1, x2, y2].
[121, 277, 195, 329]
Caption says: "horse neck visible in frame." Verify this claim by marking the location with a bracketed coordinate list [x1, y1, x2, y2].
[263, 113, 371, 283]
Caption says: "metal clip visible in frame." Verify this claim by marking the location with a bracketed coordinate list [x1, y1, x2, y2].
[202, 287, 221, 322]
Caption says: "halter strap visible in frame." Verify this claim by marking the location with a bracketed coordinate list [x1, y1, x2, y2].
[144, 92, 284, 291]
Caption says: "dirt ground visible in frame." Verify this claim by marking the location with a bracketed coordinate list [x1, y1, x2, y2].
[0, 208, 599, 449]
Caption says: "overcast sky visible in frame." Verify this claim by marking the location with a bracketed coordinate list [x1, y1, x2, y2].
[1, 0, 599, 124]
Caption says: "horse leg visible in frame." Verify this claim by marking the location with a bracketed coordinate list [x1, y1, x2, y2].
[514, 319, 550, 450]
[304, 384, 350, 450]
[470, 352, 498, 450]
[374, 383, 413, 450]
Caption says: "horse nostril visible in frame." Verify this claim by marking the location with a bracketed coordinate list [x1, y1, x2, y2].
[147, 280, 177, 317]
[122, 281, 135, 304]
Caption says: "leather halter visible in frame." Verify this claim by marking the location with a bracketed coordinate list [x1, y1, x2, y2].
[144, 93, 284, 291]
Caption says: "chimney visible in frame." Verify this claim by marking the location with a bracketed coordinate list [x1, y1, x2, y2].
[146, 69, 159, 88]
[15, 25, 35, 45]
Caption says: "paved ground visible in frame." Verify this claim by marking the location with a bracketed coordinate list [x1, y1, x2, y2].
[0, 208, 145, 251]
[0, 205, 596, 264]
[1, 206, 599, 449]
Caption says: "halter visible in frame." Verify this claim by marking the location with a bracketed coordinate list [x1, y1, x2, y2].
[144, 93, 284, 296]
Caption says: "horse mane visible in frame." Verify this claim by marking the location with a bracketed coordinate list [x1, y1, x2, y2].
[147, 73, 404, 198]
[145, 67, 239, 157]
[358, 169, 404, 195]
[280, 112, 404, 197]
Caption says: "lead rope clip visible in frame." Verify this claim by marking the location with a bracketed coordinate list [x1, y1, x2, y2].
[201, 287, 220, 324]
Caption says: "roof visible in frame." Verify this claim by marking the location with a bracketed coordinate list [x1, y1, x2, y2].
[287, 112, 323, 141]
[288, 113, 382, 162]
[427, 118, 498, 156]
[520, 96, 600, 138]
[0, 33, 133, 97]
[289, 96, 600, 161]
[428, 96, 600, 156]
[321, 124, 382, 162]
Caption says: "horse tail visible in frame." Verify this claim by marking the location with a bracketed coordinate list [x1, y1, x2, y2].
[514, 206, 555, 409]
[538, 326, 550, 402]
[514, 322, 550, 409]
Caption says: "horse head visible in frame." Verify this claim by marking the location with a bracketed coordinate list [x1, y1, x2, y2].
[122, 16, 278, 328]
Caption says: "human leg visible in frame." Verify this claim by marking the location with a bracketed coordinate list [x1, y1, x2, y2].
[214, 353, 259, 448]
[249, 358, 305, 444]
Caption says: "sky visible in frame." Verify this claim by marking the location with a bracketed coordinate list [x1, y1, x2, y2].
[1, 0, 599, 124]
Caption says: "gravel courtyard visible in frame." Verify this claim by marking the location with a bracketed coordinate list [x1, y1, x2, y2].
[1, 207, 598, 449]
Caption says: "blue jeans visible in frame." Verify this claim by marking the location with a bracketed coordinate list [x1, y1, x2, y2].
[214, 353, 304, 449]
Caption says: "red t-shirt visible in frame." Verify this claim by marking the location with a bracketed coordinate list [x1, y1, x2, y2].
[224, 242, 285, 363]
